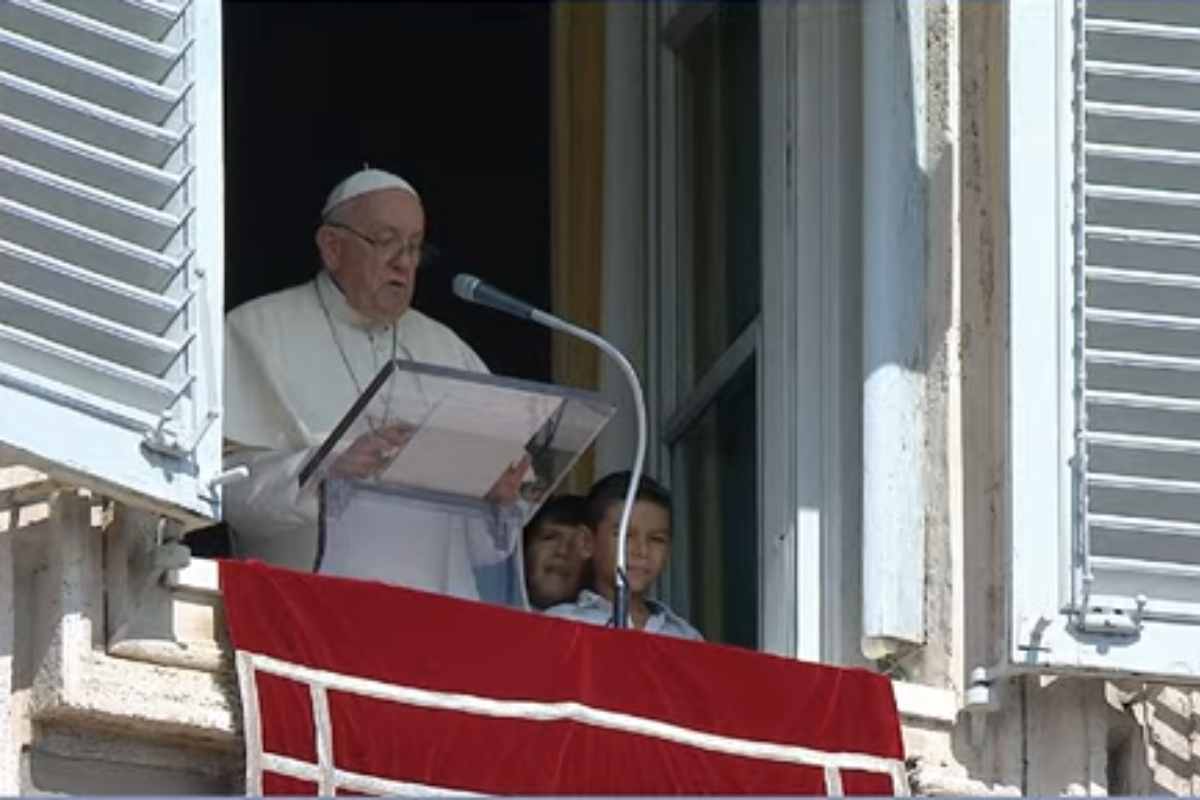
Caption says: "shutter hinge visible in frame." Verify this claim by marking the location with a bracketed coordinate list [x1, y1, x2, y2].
[1073, 594, 1147, 637]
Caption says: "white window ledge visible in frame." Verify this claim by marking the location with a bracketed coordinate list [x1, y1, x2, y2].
[167, 556, 221, 596]
[893, 680, 959, 725]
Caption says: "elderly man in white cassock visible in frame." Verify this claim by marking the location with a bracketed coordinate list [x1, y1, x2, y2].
[222, 168, 522, 602]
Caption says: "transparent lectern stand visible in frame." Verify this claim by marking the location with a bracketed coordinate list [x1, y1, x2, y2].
[298, 359, 614, 609]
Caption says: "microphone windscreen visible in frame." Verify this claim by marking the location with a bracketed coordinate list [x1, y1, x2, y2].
[452, 273, 480, 301]
[452, 273, 536, 320]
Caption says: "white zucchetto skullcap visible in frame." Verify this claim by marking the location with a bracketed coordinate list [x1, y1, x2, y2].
[322, 166, 420, 218]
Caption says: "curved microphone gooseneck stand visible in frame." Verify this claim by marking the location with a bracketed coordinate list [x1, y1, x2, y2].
[451, 274, 648, 629]
[531, 310, 647, 630]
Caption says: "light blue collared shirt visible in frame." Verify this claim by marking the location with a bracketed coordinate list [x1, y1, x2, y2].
[546, 589, 703, 641]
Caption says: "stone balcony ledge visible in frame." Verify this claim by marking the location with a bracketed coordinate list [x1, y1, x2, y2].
[2, 468, 241, 793]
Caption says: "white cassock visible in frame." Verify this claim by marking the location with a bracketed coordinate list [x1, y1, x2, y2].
[222, 270, 521, 602]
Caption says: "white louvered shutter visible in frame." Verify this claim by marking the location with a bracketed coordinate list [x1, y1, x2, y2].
[0, 0, 224, 521]
[1009, 0, 1200, 680]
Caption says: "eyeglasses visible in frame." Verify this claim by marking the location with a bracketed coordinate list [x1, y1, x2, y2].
[324, 221, 439, 267]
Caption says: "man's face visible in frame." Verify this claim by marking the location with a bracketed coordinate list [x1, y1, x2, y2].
[524, 522, 588, 609]
[317, 189, 425, 324]
[590, 500, 671, 596]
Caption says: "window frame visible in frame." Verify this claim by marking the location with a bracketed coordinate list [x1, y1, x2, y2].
[647, 1, 864, 661]
[649, 1, 734, 645]
[652, 0, 765, 648]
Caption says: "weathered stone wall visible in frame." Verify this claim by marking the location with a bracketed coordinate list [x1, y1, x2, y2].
[0, 466, 239, 795]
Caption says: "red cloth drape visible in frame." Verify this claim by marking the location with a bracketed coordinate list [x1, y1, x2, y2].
[220, 559, 905, 795]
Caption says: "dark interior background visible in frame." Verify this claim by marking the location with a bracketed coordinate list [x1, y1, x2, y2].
[222, 1, 552, 382]
[191, 2, 551, 555]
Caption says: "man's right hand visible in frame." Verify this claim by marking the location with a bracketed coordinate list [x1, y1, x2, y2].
[330, 425, 413, 479]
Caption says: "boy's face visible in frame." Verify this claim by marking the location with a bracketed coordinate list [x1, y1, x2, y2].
[586, 500, 671, 596]
[524, 521, 588, 609]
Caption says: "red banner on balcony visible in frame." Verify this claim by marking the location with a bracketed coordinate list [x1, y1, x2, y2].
[220, 559, 907, 796]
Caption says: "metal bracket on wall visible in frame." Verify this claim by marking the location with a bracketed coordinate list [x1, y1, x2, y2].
[962, 663, 1029, 748]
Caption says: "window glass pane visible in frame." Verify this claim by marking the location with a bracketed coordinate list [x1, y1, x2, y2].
[676, 3, 761, 393]
[670, 356, 758, 648]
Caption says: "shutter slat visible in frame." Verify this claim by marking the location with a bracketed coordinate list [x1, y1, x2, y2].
[0, 322, 181, 415]
[1088, 389, 1200, 413]
[1087, 112, 1200, 153]
[1091, 556, 1200, 581]
[1087, 182, 1200, 207]
[0, 28, 183, 125]
[1087, 308, 1200, 332]
[1090, 472, 1200, 495]
[1088, 561, 1200, 619]
[1087, 160, 1200, 198]
[1087, 349, 1200, 372]
[1090, 443, 1200, 489]
[1089, 405, 1200, 444]
[1087, 142, 1200, 166]
[0, 280, 187, 376]
[1090, 513, 1200, 536]
[0, 153, 185, 249]
[1087, 27, 1200, 80]
[1087, 225, 1200, 248]
[1087, 100, 1200, 124]
[0, 239, 182, 333]
[1087, 431, 1200, 455]
[1087, 266, 1200, 289]
[46, 0, 184, 43]
[0, 0, 183, 83]
[1088, 2, 1200, 27]
[1086, 19, 1200, 42]
[1087, 60, 1200, 85]
[0, 356, 158, 432]
[0, 196, 184, 291]
[0, 112, 186, 208]
[0, 154, 185, 249]
[0, 70, 183, 164]
[1093, 517, 1200, 574]
[1088, 237, 1200, 274]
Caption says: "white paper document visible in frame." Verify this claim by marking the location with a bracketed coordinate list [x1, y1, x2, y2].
[379, 392, 562, 497]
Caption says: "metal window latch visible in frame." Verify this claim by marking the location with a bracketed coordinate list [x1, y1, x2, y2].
[142, 410, 220, 460]
[1075, 594, 1147, 637]
[142, 411, 183, 457]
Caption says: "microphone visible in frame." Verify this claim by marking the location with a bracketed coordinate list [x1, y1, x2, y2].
[454, 273, 647, 631]
[452, 274, 537, 321]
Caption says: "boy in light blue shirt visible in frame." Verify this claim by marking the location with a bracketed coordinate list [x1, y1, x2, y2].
[546, 472, 701, 641]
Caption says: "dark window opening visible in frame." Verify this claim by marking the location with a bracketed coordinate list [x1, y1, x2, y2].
[191, 2, 551, 558]
[222, 0, 552, 382]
